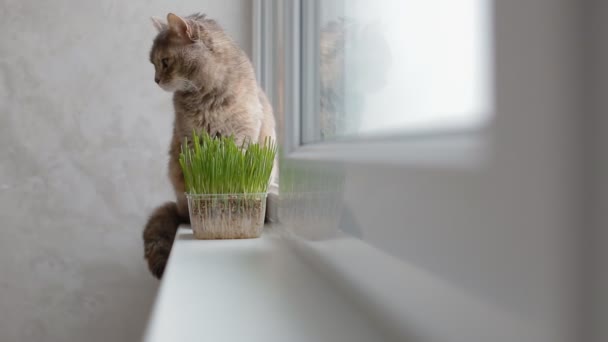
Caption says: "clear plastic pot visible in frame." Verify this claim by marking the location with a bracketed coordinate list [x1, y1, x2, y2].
[186, 193, 267, 239]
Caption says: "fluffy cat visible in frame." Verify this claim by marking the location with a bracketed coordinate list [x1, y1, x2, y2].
[143, 13, 276, 278]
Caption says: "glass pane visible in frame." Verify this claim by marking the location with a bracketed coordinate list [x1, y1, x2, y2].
[302, 0, 493, 143]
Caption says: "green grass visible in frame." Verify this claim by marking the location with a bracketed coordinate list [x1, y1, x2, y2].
[179, 131, 277, 194]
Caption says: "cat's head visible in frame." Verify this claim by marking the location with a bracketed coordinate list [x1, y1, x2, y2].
[149, 13, 222, 92]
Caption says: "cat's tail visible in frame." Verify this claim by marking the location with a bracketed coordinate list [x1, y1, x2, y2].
[143, 201, 186, 278]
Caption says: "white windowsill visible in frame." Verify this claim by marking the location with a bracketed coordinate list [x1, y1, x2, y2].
[143, 226, 388, 342]
[286, 132, 489, 169]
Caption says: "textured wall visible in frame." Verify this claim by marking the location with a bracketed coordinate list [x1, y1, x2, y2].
[0, 1, 251, 341]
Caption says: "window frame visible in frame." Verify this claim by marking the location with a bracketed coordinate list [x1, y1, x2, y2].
[253, 0, 492, 168]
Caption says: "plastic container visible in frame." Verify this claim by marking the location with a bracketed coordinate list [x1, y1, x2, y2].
[186, 193, 267, 239]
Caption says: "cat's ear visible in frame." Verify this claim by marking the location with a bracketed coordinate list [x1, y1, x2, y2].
[150, 16, 166, 32]
[167, 13, 194, 41]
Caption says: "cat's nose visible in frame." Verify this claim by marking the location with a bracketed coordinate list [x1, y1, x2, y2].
[154, 77, 160, 84]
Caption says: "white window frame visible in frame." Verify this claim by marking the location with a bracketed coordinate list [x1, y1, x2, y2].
[253, 0, 492, 168]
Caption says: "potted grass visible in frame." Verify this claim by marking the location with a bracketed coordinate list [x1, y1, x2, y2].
[179, 132, 277, 239]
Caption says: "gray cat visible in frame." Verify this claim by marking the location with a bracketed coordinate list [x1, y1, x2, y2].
[143, 13, 276, 278]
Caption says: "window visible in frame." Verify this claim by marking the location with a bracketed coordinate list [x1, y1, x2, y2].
[300, 0, 493, 144]
[255, 0, 494, 222]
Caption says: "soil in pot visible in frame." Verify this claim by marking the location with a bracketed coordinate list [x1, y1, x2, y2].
[187, 194, 267, 239]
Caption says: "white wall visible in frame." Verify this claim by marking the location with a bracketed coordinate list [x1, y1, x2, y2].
[0, 1, 251, 341]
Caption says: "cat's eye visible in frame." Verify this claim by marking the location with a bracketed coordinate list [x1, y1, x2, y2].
[161, 58, 169, 68]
